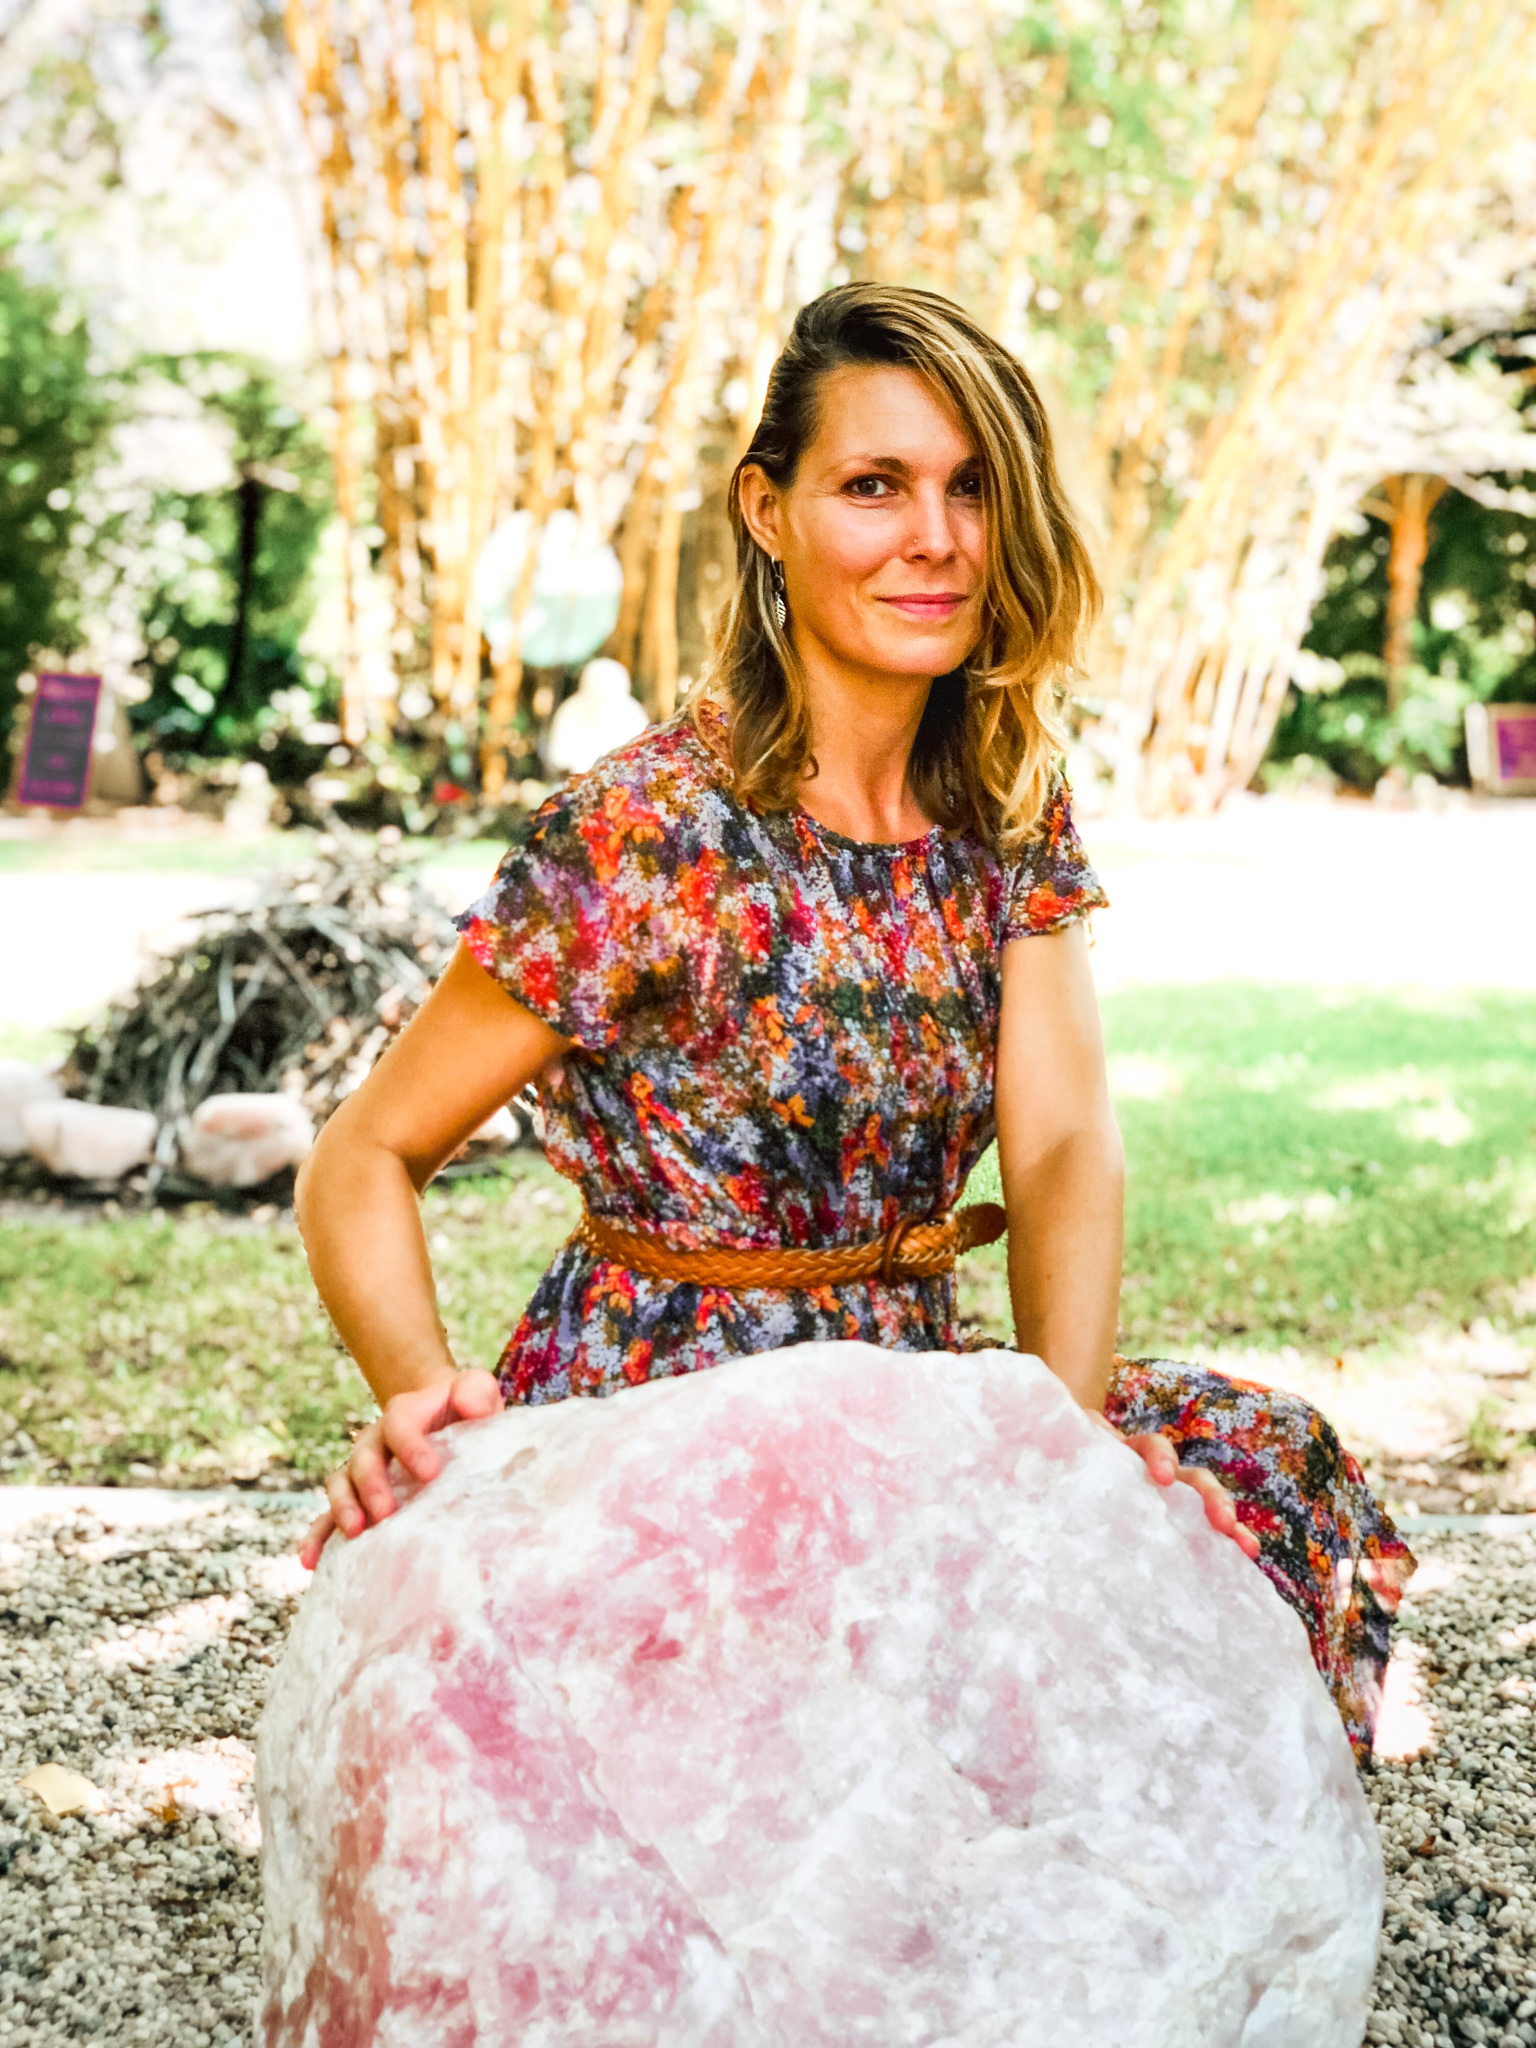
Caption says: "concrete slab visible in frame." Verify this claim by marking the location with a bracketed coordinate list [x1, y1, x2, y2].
[0, 1483, 321, 1534]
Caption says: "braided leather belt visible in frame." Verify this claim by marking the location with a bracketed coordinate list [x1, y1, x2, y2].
[575, 1200, 1007, 1289]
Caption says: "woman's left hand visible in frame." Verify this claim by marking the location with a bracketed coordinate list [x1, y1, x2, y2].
[1089, 1415, 1261, 1560]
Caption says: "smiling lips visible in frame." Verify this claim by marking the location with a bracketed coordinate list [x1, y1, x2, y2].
[880, 593, 970, 620]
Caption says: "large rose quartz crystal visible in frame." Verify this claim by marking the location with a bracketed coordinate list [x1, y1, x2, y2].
[258, 1344, 1381, 2047]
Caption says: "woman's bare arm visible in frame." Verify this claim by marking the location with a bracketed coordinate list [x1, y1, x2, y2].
[995, 923, 1258, 1556]
[295, 942, 570, 1564]
[995, 922, 1124, 1412]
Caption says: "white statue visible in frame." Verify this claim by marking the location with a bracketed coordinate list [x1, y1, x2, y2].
[544, 658, 648, 778]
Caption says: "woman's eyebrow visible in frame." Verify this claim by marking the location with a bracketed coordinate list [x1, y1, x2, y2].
[833, 453, 916, 477]
[830, 453, 980, 478]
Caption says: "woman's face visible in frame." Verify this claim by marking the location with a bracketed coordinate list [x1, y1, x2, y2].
[741, 364, 986, 685]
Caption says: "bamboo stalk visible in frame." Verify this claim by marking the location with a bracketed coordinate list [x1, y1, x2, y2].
[641, 491, 683, 720]
[986, 49, 1069, 343]
[1136, 1, 1486, 621]
[1144, 68, 1498, 805]
[568, 0, 671, 527]
[739, 0, 822, 447]
[448, 5, 523, 718]
[284, 0, 368, 738]
[1114, 0, 1515, 803]
[609, 55, 757, 695]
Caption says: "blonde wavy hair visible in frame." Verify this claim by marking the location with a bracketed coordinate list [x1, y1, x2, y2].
[694, 283, 1099, 850]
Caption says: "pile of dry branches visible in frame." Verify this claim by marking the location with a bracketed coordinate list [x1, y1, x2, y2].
[63, 836, 457, 1144]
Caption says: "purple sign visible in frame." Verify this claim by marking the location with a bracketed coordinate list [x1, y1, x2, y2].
[17, 671, 102, 809]
[1494, 707, 1536, 785]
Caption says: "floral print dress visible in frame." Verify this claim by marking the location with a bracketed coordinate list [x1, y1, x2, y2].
[455, 714, 1411, 1760]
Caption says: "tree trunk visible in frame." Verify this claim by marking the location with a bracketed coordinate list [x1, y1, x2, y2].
[739, 0, 822, 447]
[226, 471, 264, 704]
[1379, 474, 1448, 711]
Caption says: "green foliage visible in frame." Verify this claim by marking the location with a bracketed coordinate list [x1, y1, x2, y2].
[0, 289, 337, 793]
[0, 264, 119, 779]
[127, 353, 333, 771]
[1271, 464, 1536, 792]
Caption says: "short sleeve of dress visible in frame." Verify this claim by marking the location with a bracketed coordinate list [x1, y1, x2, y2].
[1001, 771, 1110, 944]
[451, 770, 676, 1050]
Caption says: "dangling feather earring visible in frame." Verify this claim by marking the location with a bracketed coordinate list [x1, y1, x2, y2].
[770, 558, 787, 630]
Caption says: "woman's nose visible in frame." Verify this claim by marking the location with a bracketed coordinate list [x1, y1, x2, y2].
[904, 484, 959, 560]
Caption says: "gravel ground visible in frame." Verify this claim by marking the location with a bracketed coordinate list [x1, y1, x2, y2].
[1368, 1526, 1536, 2048]
[1, 1489, 1533, 2047]
[0, 1492, 313, 2047]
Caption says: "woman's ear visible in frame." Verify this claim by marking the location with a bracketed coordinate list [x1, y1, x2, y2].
[736, 465, 782, 559]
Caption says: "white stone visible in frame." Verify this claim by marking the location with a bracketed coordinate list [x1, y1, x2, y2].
[22, 1099, 156, 1179]
[0, 1060, 62, 1157]
[225, 759, 277, 833]
[19, 1763, 105, 1816]
[180, 1093, 315, 1188]
[258, 1343, 1382, 2048]
[468, 1103, 519, 1147]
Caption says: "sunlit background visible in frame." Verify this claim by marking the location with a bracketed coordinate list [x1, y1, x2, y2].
[0, 12, 1535, 2041]
[0, 0, 1532, 822]
[0, 0, 1532, 1502]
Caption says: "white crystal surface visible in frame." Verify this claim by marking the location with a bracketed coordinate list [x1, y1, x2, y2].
[258, 1343, 1381, 2047]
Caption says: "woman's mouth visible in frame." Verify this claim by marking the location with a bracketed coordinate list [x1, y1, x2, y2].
[879, 594, 969, 620]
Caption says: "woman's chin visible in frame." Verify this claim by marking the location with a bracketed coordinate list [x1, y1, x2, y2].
[830, 629, 975, 681]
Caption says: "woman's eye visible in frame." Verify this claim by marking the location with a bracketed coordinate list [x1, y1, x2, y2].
[953, 473, 984, 499]
[846, 475, 895, 499]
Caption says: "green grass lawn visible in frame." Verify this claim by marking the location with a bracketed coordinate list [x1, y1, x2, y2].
[962, 982, 1536, 1360]
[0, 983, 1532, 1490]
[0, 1160, 580, 1488]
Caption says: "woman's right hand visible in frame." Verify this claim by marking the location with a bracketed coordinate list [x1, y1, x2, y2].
[298, 1367, 505, 1571]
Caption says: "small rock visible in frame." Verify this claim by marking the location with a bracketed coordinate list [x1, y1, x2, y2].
[180, 1093, 315, 1188]
[21, 1098, 157, 1178]
[469, 1103, 519, 1146]
[0, 1059, 62, 1156]
[18, 1763, 106, 1816]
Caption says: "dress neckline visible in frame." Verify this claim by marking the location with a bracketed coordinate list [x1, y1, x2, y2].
[793, 806, 944, 857]
[679, 709, 942, 856]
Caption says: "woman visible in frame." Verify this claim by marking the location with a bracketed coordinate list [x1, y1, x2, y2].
[295, 283, 1410, 1762]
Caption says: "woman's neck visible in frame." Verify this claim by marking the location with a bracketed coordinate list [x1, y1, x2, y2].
[794, 646, 935, 845]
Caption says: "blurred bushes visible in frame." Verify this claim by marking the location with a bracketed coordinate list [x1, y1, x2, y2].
[4, 250, 1531, 819]
[127, 353, 332, 768]
[0, 260, 340, 799]
[1266, 483, 1536, 794]
[0, 264, 118, 777]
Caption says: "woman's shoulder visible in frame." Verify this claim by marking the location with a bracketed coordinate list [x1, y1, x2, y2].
[527, 713, 726, 842]
[488, 712, 740, 904]
[455, 717, 732, 1038]
[995, 770, 1110, 939]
